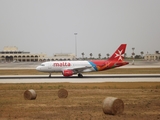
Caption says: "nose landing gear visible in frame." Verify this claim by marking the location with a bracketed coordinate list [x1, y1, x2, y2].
[49, 73, 51, 78]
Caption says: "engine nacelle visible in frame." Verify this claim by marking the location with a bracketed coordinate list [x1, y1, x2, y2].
[62, 70, 74, 77]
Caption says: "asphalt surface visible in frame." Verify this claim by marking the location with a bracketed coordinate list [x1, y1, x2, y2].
[0, 60, 160, 83]
[1, 74, 160, 79]
[0, 74, 160, 83]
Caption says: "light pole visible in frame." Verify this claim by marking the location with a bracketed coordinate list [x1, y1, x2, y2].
[74, 33, 77, 58]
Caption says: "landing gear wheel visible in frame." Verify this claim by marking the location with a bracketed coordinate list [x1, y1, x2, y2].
[78, 73, 83, 78]
[49, 73, 51, 78]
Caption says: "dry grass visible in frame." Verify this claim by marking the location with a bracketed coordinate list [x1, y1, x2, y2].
[0, 83, 160, 120]
[0, 68, 160, 119]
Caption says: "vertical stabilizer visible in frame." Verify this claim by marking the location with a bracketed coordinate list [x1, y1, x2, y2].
[108, 44, 127, 61]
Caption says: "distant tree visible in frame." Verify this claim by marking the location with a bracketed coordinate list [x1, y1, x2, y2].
[81, 52, 84, 59]
[124, 53, 127, 58]
[89, 53, 93, 59]
[132, 48, 135, 65]
[140, 51, 144, 58]
[98, 53, 101, 59]
[132, 48, 135, 57]
[135, 55, 141, 59]
[106, 53, 110, 58]
[131, 53, 136, 59]
[132, 52, 135, 57]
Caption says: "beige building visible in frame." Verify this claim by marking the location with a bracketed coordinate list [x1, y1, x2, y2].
[0, 46, 47, 62]
[54, 53, 76, 60]
[144, 51, 160, 61]
[44, 53, 76, 61]
[0, 46, 75, 62]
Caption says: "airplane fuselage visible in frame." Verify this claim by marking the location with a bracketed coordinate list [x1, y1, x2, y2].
[36, 60, 128, 72]
[36, 44, 129, 77]
[36, 61, 96, 73]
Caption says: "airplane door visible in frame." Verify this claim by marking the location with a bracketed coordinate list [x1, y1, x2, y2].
[48, 62, 52, 69]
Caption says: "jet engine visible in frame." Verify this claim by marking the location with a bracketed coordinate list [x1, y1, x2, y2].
[62, 70, 74, 77]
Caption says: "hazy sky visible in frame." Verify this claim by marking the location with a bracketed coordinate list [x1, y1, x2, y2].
[0, 0, 160, 58]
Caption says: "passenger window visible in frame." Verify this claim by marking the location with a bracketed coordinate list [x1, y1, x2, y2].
[41, 64, 45, 66]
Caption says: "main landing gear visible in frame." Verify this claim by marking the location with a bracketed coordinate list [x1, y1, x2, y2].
[49, 73, 51, 78]
[78, 73, 83, 78]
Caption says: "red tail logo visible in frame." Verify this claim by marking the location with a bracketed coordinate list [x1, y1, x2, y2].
[109, 44, 126, 61]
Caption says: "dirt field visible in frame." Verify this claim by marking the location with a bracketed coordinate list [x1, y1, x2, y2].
[0, 82, 160, 120]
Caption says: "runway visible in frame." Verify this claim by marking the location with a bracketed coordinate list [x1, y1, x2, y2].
[0, 61, 160, 83]
[0, 74, 160, 83]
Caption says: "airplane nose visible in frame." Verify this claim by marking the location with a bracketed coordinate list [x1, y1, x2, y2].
[36, 66, 40, 71]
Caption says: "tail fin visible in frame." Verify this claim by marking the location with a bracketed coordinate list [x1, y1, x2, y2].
[108, 44, 127, 61]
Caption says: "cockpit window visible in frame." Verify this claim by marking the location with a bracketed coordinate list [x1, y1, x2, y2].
[41, 64, 45, 66]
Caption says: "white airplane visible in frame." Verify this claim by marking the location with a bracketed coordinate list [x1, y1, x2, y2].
[36, 44, 129, 77]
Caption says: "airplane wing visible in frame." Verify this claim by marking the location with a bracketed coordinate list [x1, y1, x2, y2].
[63, 66, 92, 73]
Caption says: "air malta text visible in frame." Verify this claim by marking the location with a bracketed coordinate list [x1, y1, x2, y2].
[53, 62, 71, 67]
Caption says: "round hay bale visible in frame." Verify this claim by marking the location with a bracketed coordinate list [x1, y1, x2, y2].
[58, 88, 68, 98]
[24, 89, 37, 100]
[102, 97, 124, 115]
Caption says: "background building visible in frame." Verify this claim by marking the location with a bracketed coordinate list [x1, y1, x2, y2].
[144, 51, 160, 61]
[0, 46, 75, 62]
[0, 46, 47, 62]
[54, 53, 76, 60]
[38, 53, 76, 61]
